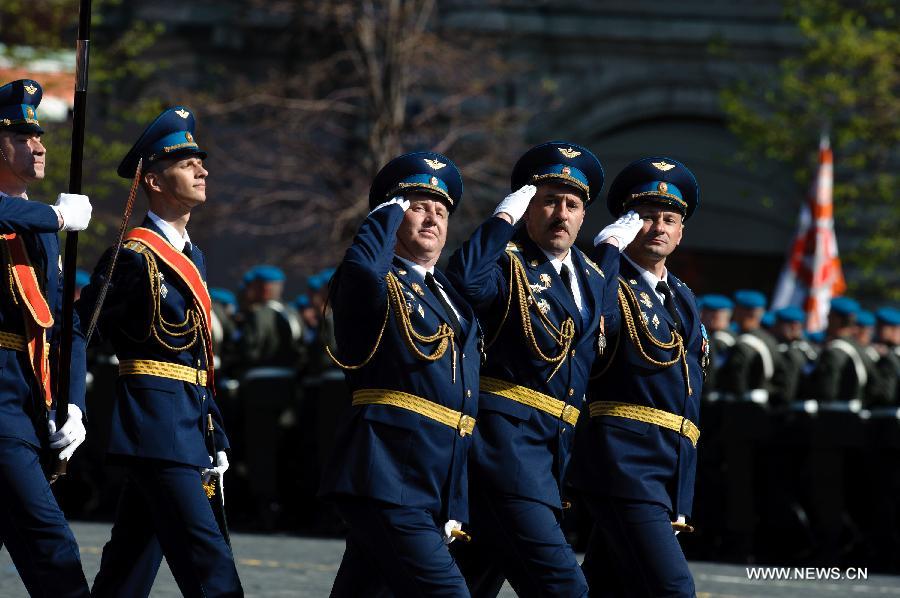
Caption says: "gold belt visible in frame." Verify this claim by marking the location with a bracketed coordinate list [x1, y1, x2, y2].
[0, 330, 26, 352]
[480, 377, 580, 426]
[352, 389, 476, 437]
[588, 401, 700, 447]
[119, 359, 208, 386]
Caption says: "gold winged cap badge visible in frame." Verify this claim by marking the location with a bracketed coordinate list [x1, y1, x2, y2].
[175, 108, 190, 118]
[652, 161, 675, 171]
[424, 158, 446, 170]
[558, 147, 581, 159]
[24, 84, 37, 95]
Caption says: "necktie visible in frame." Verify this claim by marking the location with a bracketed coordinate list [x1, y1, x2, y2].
[560, 264, 575, 300]
[425, 272, 463, 343]
[656, 281, 684, 334]
[183, 242, 193, 259]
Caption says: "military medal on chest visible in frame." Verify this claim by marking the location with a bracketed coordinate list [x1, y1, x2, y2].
[539, 273, 552, 287]
[158, 271, 168, 298]
[597, 315, 607, 355]
[639, 291, 654, 309]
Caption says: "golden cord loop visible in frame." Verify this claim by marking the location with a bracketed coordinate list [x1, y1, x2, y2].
[326, 272, 454, 370]
[506, 250, 575, 381]
[617, 280, 692, 395]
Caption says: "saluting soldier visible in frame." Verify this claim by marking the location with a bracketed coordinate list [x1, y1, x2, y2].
[567, 157, 707, 597]
[0, 78, 93, 597]
[319, 152, 481, 596]
[446, 141, 642, 597]
[77, 107, 242, 597]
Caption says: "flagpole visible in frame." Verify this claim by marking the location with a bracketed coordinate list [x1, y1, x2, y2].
[50, 0, 92, 482]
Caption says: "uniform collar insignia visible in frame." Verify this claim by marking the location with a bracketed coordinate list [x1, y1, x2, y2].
[539, 273, 552, 287]
[411, 282, 425, 296]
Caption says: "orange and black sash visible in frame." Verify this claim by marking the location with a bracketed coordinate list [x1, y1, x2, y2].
[124, 227, 215, 389]
[1, 233, 54, 409]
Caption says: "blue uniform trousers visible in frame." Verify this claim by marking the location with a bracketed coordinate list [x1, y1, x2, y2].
[91, 460, 242, 598]
[0, 438, 89, 597]
[455, 487, 587, 598]
[330, 497, 469, 597]
[581, 496, 694, 598]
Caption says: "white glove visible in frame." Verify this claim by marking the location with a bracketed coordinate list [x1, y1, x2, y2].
[48, 404, 87, 461]
[369, 195, 410, 216]
[593, 210, 642, 250]
[443, 519, 463, 545]
[202, 450, 229, 487]
[52, 193, 92, 232]
[493, 185, 536, 226]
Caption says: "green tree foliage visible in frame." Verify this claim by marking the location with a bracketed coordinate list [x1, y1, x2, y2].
[721, 0, 899, 298]
[0, 0, 163, 259]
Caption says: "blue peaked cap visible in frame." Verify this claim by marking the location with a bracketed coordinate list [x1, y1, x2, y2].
[511, 141, 605, 206]
[0, 79, 43, 135]
[369, 152, 463, 213]
[607, 156, 699, 220]
[118, 106, 207, 178]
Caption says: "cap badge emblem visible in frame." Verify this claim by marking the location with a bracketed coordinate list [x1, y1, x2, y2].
[25, 106, 34, 119]
[24, 84, 37, 95]
[658, 182, 668, 193]
[424, 158, 446, 170]
[652, 161, 675, 171]
[175, 108, 190, 118]
[430, 176, 439, 186]
[558, 147, 581, 159]
[185, 132, 194, 143]
[561, 166, 571, 175]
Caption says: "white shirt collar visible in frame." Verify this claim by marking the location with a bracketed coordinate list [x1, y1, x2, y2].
[395, 255, 434, 280]
[147, 211, 191, 253]
[623, 253, 669, 300]
[539, 248, 576, 276]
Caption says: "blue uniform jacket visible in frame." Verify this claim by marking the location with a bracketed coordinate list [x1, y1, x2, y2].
[75, 216, 228, 468]
[0, 192, 87, 447]
[319, 204, 480, 522]
[567, 256, 704, 516]
[446, 216, 619, 509]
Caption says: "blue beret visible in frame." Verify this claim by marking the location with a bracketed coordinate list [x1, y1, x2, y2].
[774, 306, 806, 323]
[294, 294, 311, 309]
[74, 269, 90, 288]
[699, 294, 733, 311]
[875, 307, 900, 326]
[252, 265, 285, 283]
[318, 267, 337, 280]
[118, 106, 207, 178]
[369, 152, 463, 213]
[806, 330, 826, 343]
[210, 287, 237, 307]
[857, 310, 875, 327]
[0, 79, 43, 135]
[761, 311, 776, 328]
[734, 290, 767, 309]
[511, 141, 605, 206]
[607, 156, 700, 220]
[830, 296, 860, 316]
[307, 273, 325, 291]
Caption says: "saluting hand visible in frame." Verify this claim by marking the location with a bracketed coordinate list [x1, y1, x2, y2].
[593, 210, 643, 250]
[493, 185, 536, 226]
[48, 404, 87, 460]
[369, 195, 410, 215]
[53, 193, 92, 232]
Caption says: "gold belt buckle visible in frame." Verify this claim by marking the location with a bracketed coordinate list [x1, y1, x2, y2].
[457, 414, 475, 437]
[561, 404, 577, 424]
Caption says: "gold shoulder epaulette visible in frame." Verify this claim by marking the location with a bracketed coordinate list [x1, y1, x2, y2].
[584, 256, 605, 278]
[124, 240, 147, 254]
[506, 241, 522, 253]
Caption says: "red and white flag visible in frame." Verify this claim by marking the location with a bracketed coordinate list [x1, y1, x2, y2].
[771, 135, 846, 332]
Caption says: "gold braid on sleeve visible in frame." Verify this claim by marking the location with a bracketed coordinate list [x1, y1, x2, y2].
[618, 279, 692, 395]
[326, 272, 455, 375]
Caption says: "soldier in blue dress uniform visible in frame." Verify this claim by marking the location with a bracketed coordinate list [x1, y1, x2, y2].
[319, 152, 482, 596]
[446, 141, 643, 597]
[77, 107, 242, 597]
[567, 156, 706, 597]
[0, 78, 93, 597]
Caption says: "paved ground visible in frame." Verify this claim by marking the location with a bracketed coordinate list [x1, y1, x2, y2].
[2, 522, 899, 596]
